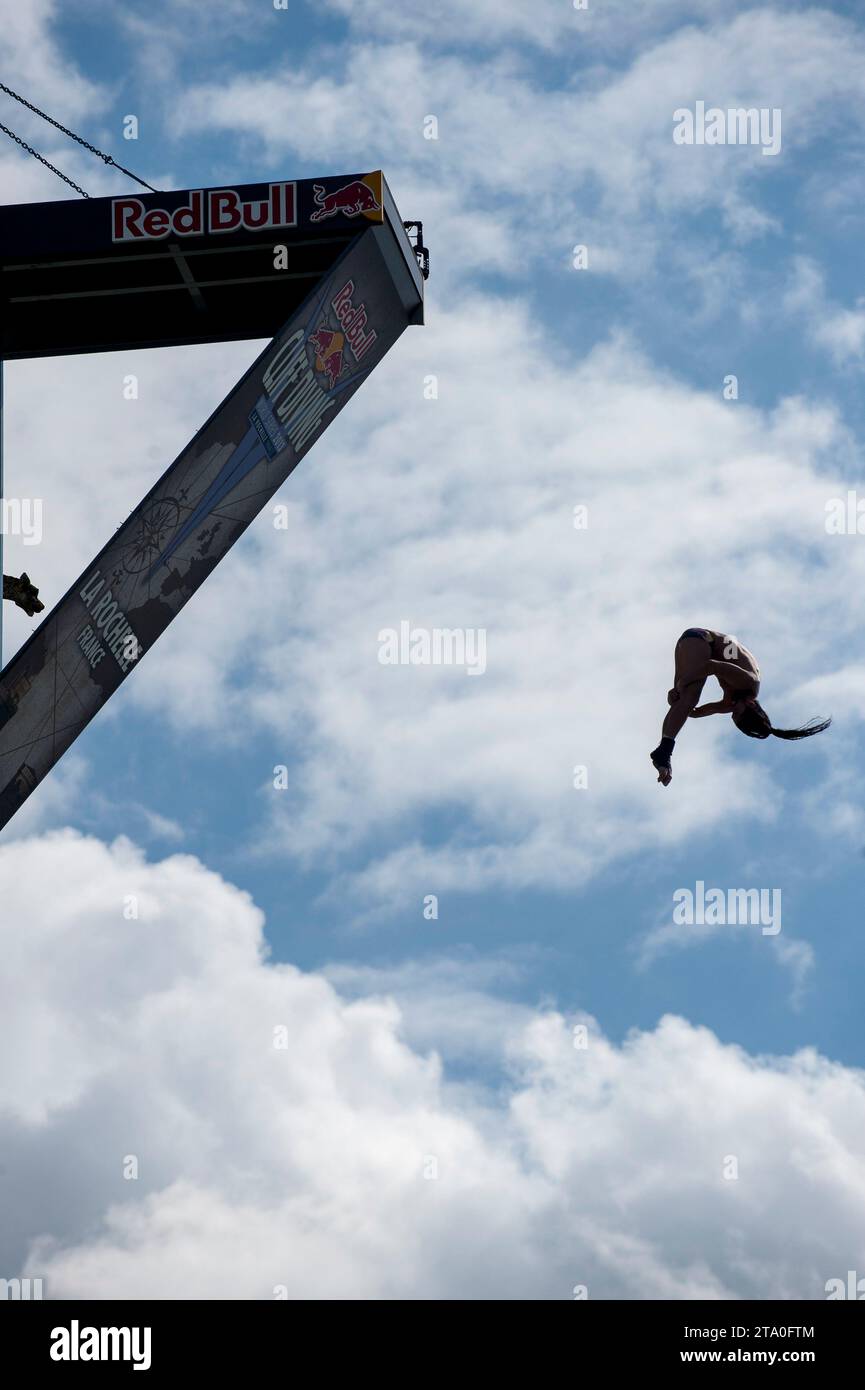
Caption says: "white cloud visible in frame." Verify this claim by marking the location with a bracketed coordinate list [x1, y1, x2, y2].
[314, 0, 761, 55]
[125, 304, 856, 907]
[7, 292, 857, 913]
[2, 0, 863, 1310]
[169, 9, 865, 289]
[322, 952, 542, 1065]
[136, 807, 186, 842]
[1, 831, 863, 1299]
[0, 0, 100, 124]
[0, 0, 128, 202]
[784, 256, 865, 365]
[2, 1, 860, 923]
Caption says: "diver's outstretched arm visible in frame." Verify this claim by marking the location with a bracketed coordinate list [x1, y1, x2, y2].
[690, 697, 736, 718]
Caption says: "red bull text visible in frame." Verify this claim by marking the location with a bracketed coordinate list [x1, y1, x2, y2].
[111, 184, 297, 242]
[331, 280, 377, 363]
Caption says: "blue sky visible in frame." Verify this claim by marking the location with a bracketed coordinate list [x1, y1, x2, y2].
[2, 0, 865, 1300]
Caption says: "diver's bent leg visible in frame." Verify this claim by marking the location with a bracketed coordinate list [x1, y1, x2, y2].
[652, 638, 710, 785]
[662, 679, 705, 739]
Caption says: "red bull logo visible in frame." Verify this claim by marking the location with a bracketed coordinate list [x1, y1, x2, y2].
[112, 184, 297, 242]
[310, 177, 382, 224]
[308, 327, 345, 388]
[331, 280, 377, 363]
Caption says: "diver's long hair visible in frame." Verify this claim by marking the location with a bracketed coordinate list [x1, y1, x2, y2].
[732, 698, 832, 742]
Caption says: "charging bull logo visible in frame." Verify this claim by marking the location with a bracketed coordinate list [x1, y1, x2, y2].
[308, 327, 345, 388]
[310, 178, 382, 223]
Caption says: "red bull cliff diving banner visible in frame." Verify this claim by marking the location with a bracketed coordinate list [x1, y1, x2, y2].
[0, 224, 406, 829]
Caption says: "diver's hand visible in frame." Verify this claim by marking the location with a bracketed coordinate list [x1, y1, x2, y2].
[690, 700, 732, 718]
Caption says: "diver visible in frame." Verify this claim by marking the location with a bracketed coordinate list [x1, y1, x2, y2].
[3, 573, 44, 617]
[650, 627, 831, 786]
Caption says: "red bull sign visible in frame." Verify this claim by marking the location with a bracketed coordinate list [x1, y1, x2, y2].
[112, 183, 297, 242]
[109, 174, 383, 243]
[310, 173, 383, 225]
[331, 280, 377, 363]
[307, 327, 345, 388]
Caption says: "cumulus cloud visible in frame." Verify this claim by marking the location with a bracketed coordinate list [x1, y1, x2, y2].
[108, 300, 862, 910]
[4, 2, 862, 922]
[3, 0, 864, 1310]
[0, 832, 862, 1299]
[169, 9, 865, 290]
[7, 289, 858, 912]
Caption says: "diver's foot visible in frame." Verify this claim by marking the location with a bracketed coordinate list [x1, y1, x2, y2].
[650, 739, 674, 787]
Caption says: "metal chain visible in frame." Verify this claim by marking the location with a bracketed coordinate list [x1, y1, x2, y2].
[0, 81, 158, 193]
[0, 120, 90, 196]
